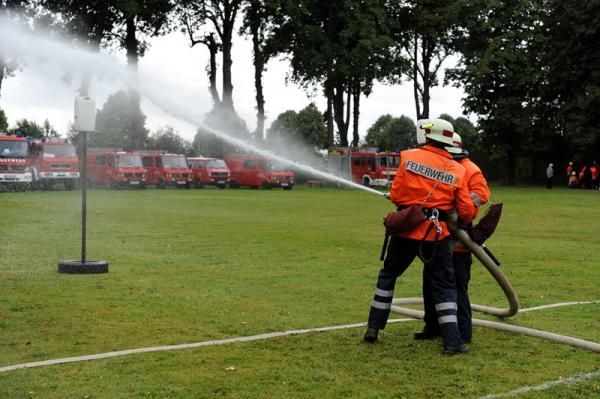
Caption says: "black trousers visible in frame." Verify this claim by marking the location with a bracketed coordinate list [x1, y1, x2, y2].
[423, 251, 472, 341]
[367, 236, 462, 347]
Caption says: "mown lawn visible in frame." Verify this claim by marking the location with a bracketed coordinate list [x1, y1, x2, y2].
[0, 185, 599, 398]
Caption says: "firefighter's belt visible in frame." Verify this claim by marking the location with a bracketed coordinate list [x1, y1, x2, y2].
[396, 205, 449, 221]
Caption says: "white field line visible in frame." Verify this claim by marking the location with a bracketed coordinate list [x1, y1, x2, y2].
[0, 318, 417, 374]
[479, 369, 600, 398]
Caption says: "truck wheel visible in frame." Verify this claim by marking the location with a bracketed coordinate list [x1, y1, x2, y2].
[193, 179, 204, 189]
[41, 181, 52, 191]
[362, 177, 370, 186]
[157, 180, 166, 189]
[261, 181, 272, 190]
[110, 180, 118, 190]
[284, 185, 293, 191]
[218, 184, 226, 189]
[185, 182, 192, 189]
[64, 180, 75, 191]
[230, 181, 239, 189]
[139, 183, 147, 190]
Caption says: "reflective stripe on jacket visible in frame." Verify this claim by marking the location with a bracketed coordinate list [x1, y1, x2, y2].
[390, 145, 474, 241]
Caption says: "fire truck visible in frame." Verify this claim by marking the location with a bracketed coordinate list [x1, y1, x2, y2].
[0, 134, 32, 188]
[29, 138, 79, 190]
[327, 148, 400, 187]
[140, 151, 192, 189]
[225, 154, 294, 190]
[186, 157, 231, 189]
[87, 149, 147, 189]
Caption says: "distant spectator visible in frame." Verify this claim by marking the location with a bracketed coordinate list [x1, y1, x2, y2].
[568, 171, 580, 188]
[591, 161, 599, 189]
[566, 161, 574, 177]
[581, 164, 593, 189]
[546, 163, 554, 189]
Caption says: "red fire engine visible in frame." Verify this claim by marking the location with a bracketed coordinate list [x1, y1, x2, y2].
[140, 152, 192, 189]
[186, 157, 231, 188]
[327, 148, 399, 187]
[225, 154, 294, 189]
[29, 138, 79, 190]
[0, 134, 32, 188]
[87, 149, 147, 188]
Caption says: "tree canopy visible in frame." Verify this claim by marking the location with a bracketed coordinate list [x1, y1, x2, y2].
[364, 114, 416, 151]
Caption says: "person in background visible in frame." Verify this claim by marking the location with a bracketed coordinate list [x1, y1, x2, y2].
[591, 161, 599, 189]
[546, 163, 554, 189]
[566, 161, 574, 178]
[568, 171, 580, 188]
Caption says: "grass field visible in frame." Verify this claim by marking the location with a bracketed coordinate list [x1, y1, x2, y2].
[1, 185, 599, 398]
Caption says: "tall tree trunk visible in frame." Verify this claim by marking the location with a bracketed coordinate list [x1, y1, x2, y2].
[412, 35, 421, 120]
[221, 12, 234, 111]
[352, 79, 360, 148]
[125, 15, 142, 150]
[0, 63, 4, 101]
[250, 4, 265, 140]
[206, 35, 221, 105]
[421, 39, 431, 119]
[333, 81, 348, 147]
[325, 78, 334, 148]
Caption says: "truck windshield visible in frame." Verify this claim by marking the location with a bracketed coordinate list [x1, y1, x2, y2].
[379, 156, 399, 168]
[0, 140, 27, 157]
[163, 156, 188, 168]
[117, 155, 143, 167]
[258, 159, 272, 170]
[43, 145, 76, 158]
[207, 159, 227, 169]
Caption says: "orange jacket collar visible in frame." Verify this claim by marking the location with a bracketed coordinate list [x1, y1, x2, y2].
[421, 144, 452, 159]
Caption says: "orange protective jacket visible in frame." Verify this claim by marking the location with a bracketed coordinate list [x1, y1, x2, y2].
[454, 157, 491, 253]
[390, 145, 475, 241]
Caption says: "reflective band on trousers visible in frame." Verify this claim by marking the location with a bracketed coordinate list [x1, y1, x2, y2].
[470, 192, 483, 206]
[371, 300, 391, 310]
[435, 302, 458, 311]
[438, 315, 458, 324]
[375, 288, 394, 298]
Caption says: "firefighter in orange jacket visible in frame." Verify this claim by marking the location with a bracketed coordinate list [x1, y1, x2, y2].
[364, 119, 475, 355]
[416, 133, 491, 344]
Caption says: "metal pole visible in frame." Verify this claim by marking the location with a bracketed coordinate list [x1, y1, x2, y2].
[81, 131, 87, 263]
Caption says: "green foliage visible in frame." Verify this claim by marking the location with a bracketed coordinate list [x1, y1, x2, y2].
[8, 118, 57, 138]
[364, 114, 416, 151]
[91, 90, 149, 150]
[0, 107, 8, 132]
[192, 128, 226, 158]
[267, 103, 326, 148]
[148, 126, 193, 155]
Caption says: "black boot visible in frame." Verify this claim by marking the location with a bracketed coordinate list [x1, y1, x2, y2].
[443, 344, 469, 355]
[364, 327, 379, 343]
[413, 329, 441, 340]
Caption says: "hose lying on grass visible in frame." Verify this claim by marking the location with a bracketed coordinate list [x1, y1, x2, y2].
[389, 227, 600, 353]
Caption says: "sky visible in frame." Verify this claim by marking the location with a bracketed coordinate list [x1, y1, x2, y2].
[1, 29, 468, 142]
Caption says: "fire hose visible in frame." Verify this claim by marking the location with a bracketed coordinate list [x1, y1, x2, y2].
[389, 216, 600, 353]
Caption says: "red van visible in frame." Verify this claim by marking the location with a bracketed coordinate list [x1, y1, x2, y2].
[225, 155, 294, 190]
[29, 138, 79, 190]
[87, 150, 147, 188]
[187, 157, 230, 188]
[141, 152, 192, 189]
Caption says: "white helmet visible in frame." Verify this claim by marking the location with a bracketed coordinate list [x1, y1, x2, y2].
[445, 132, 463, 154]
[416, 119, 455, 146]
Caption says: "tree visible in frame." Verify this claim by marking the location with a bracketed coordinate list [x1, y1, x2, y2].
[386, 0, 462, 120]
[0, 107, 7, 132]
[192, 127, 227, 158]
[446, 0, 545, 184]
[541, 0, 600, 158]
[91, 90, 149, 150]
[8, 118, 56, 138]
[364, 114, 416, 151]
[267, 103, 326, 148]
[148, 126, 193, 155]
[273, 0, 396, 147]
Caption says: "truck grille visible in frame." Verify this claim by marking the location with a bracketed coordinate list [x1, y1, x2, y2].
[125, 173, 144, 178]
[211, 172, 228, 177]
[50, 163, 71, 169]
[172, 173, 190, 178]
[0, 165, 26, 171]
